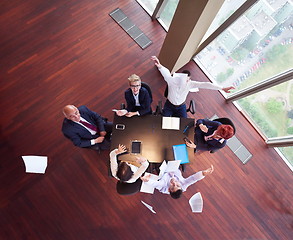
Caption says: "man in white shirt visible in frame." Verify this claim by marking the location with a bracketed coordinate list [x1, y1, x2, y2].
[151, 56, 234, 117]
[141, 165, 214, 199]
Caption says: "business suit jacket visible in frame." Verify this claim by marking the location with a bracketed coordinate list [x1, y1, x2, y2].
[125, 87, 152, 116]
[62, 105, 106, 148]
[194, 118, 227, 151]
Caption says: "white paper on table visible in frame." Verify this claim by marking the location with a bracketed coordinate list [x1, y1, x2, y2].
[22, 155, 48, 174]
[189, 192, 203, 213]
[162, 117, 180, 130]
[141, 201, 156, 214]
[140, 173, 159, 194]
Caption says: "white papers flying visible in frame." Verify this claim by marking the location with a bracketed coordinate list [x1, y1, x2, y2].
[159, 160, 181, 179]
[162, 117, 180, 130]
[22, 155, 48, 174]
[189, 87, 199, 92]
[112, 109, 118, 112]
[189, 192, 203, 213]
[140, 173, 159, 194]
[141, 201, 156, 214]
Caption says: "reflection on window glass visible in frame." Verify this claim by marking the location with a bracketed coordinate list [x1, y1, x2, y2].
[159, 0, 179, 29]
[136, 0, 159, 15]
[195, 0, 293, 93]
[201, 0, 247, 43]
[237, 80, 293, 138]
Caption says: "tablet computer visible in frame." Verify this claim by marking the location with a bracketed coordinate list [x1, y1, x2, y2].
[131, 140, 141, 154]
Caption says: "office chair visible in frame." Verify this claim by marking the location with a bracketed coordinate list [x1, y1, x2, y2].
[164, 85, 196, 115]
[209, 117, 236, 153]
[116, 179, 142, 195]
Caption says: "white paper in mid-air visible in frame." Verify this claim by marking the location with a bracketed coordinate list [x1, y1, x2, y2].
[141, 201, 156, 214]
[189, 192, 203, 213]
[158, 160, 182, 179]
[22, 155, 48, 174]
[140, 173, 159, 194]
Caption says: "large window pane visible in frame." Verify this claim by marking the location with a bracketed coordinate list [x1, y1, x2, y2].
[201, 0, 247, 44]
[136, 0, 159, 15]
[237, 80, 293, 138]
[195, 0, 293, 93]
[158, 0, 179, 29]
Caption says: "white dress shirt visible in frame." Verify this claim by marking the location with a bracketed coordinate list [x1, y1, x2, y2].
[146, 169, 205, 194]
[110, 149, 149, 183]
[157, 65, 223, 105]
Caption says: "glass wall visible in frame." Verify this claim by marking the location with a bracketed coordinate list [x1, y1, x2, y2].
[194, 0, 293, 168]
[159, 0, 179, 29]
[136, 0, 159, 15]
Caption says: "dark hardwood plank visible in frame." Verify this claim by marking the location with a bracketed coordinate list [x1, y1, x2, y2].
[0, 1, 292, 240]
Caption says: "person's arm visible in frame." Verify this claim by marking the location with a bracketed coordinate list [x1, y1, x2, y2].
[110, 145, 127, 180]
[151, 56, 172, 82]
[127, 156, 149, 183]
[189, 81, 234, 93]
[182, 165, 214, 190]
[83, 105, 105, 133]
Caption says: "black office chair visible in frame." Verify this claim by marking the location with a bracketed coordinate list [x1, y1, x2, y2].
[164, 85, 196, 115]
[141, 82, 153, 104]
[209, 117, 236, 153]
[116, 179, 142, 195]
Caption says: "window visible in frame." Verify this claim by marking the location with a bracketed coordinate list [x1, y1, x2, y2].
[194, 0, 293, 168]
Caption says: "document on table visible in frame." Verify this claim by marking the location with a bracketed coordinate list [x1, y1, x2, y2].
[22, 155, 48, 174]
[189, 192, 203, 213]
[162, 117, 180, 130]
[140, 173, 159, 194]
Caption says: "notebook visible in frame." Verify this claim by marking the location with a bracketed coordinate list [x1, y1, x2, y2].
[172, 144, 189, 164]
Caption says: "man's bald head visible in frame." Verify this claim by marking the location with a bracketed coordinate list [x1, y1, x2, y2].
[63, 105, 80, 122]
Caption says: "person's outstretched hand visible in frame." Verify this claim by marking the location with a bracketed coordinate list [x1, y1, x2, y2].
[202, 165, 214, 176]
[185, 139, 196, 149]
[222, 86, 235, 93]
[116, 144, 127, 154]
[151, 56, 161, 67]
[140, 173, 151, 182]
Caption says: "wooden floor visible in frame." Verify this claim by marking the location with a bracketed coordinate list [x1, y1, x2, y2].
[0, 1, 292, 239]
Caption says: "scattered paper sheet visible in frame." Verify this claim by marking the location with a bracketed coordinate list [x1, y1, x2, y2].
[22, 155, 48, 174]
[112, 109, 118, 112]
[158, 160, 181, 179]
[141, 201, 156, 214]
[189, 88, 199, 92]
[162, 117, 180, 130]
[189, 192, 203, 213]
[140, 173, 159, 194]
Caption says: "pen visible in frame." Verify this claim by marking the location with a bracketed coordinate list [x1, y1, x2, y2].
[183, 125, 189, 133]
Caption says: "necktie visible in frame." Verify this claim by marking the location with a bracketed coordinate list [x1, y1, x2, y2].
[79, 120, 98, 132]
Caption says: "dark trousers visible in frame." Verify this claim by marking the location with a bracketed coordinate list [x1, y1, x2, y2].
[163, 99, 187, 118]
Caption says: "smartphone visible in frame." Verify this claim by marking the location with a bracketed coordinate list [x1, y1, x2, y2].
[131, 140, 141, 154]
[183, 137, 192, 144]
[115, 124, 125, 130]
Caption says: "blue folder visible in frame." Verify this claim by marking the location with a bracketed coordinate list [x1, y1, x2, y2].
[172, 144, 189, 164]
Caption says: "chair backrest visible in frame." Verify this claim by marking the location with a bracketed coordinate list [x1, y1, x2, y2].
[164, 85, 168, 98]
[213, 118, 236, 134]
[116, 179, 142, 195]
[141, 82, 153, 103]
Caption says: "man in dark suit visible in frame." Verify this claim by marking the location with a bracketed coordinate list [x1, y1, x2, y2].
[116, 74, 152, 117]
[185, 118, 234, 152]
[62, 105, 112, 150]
